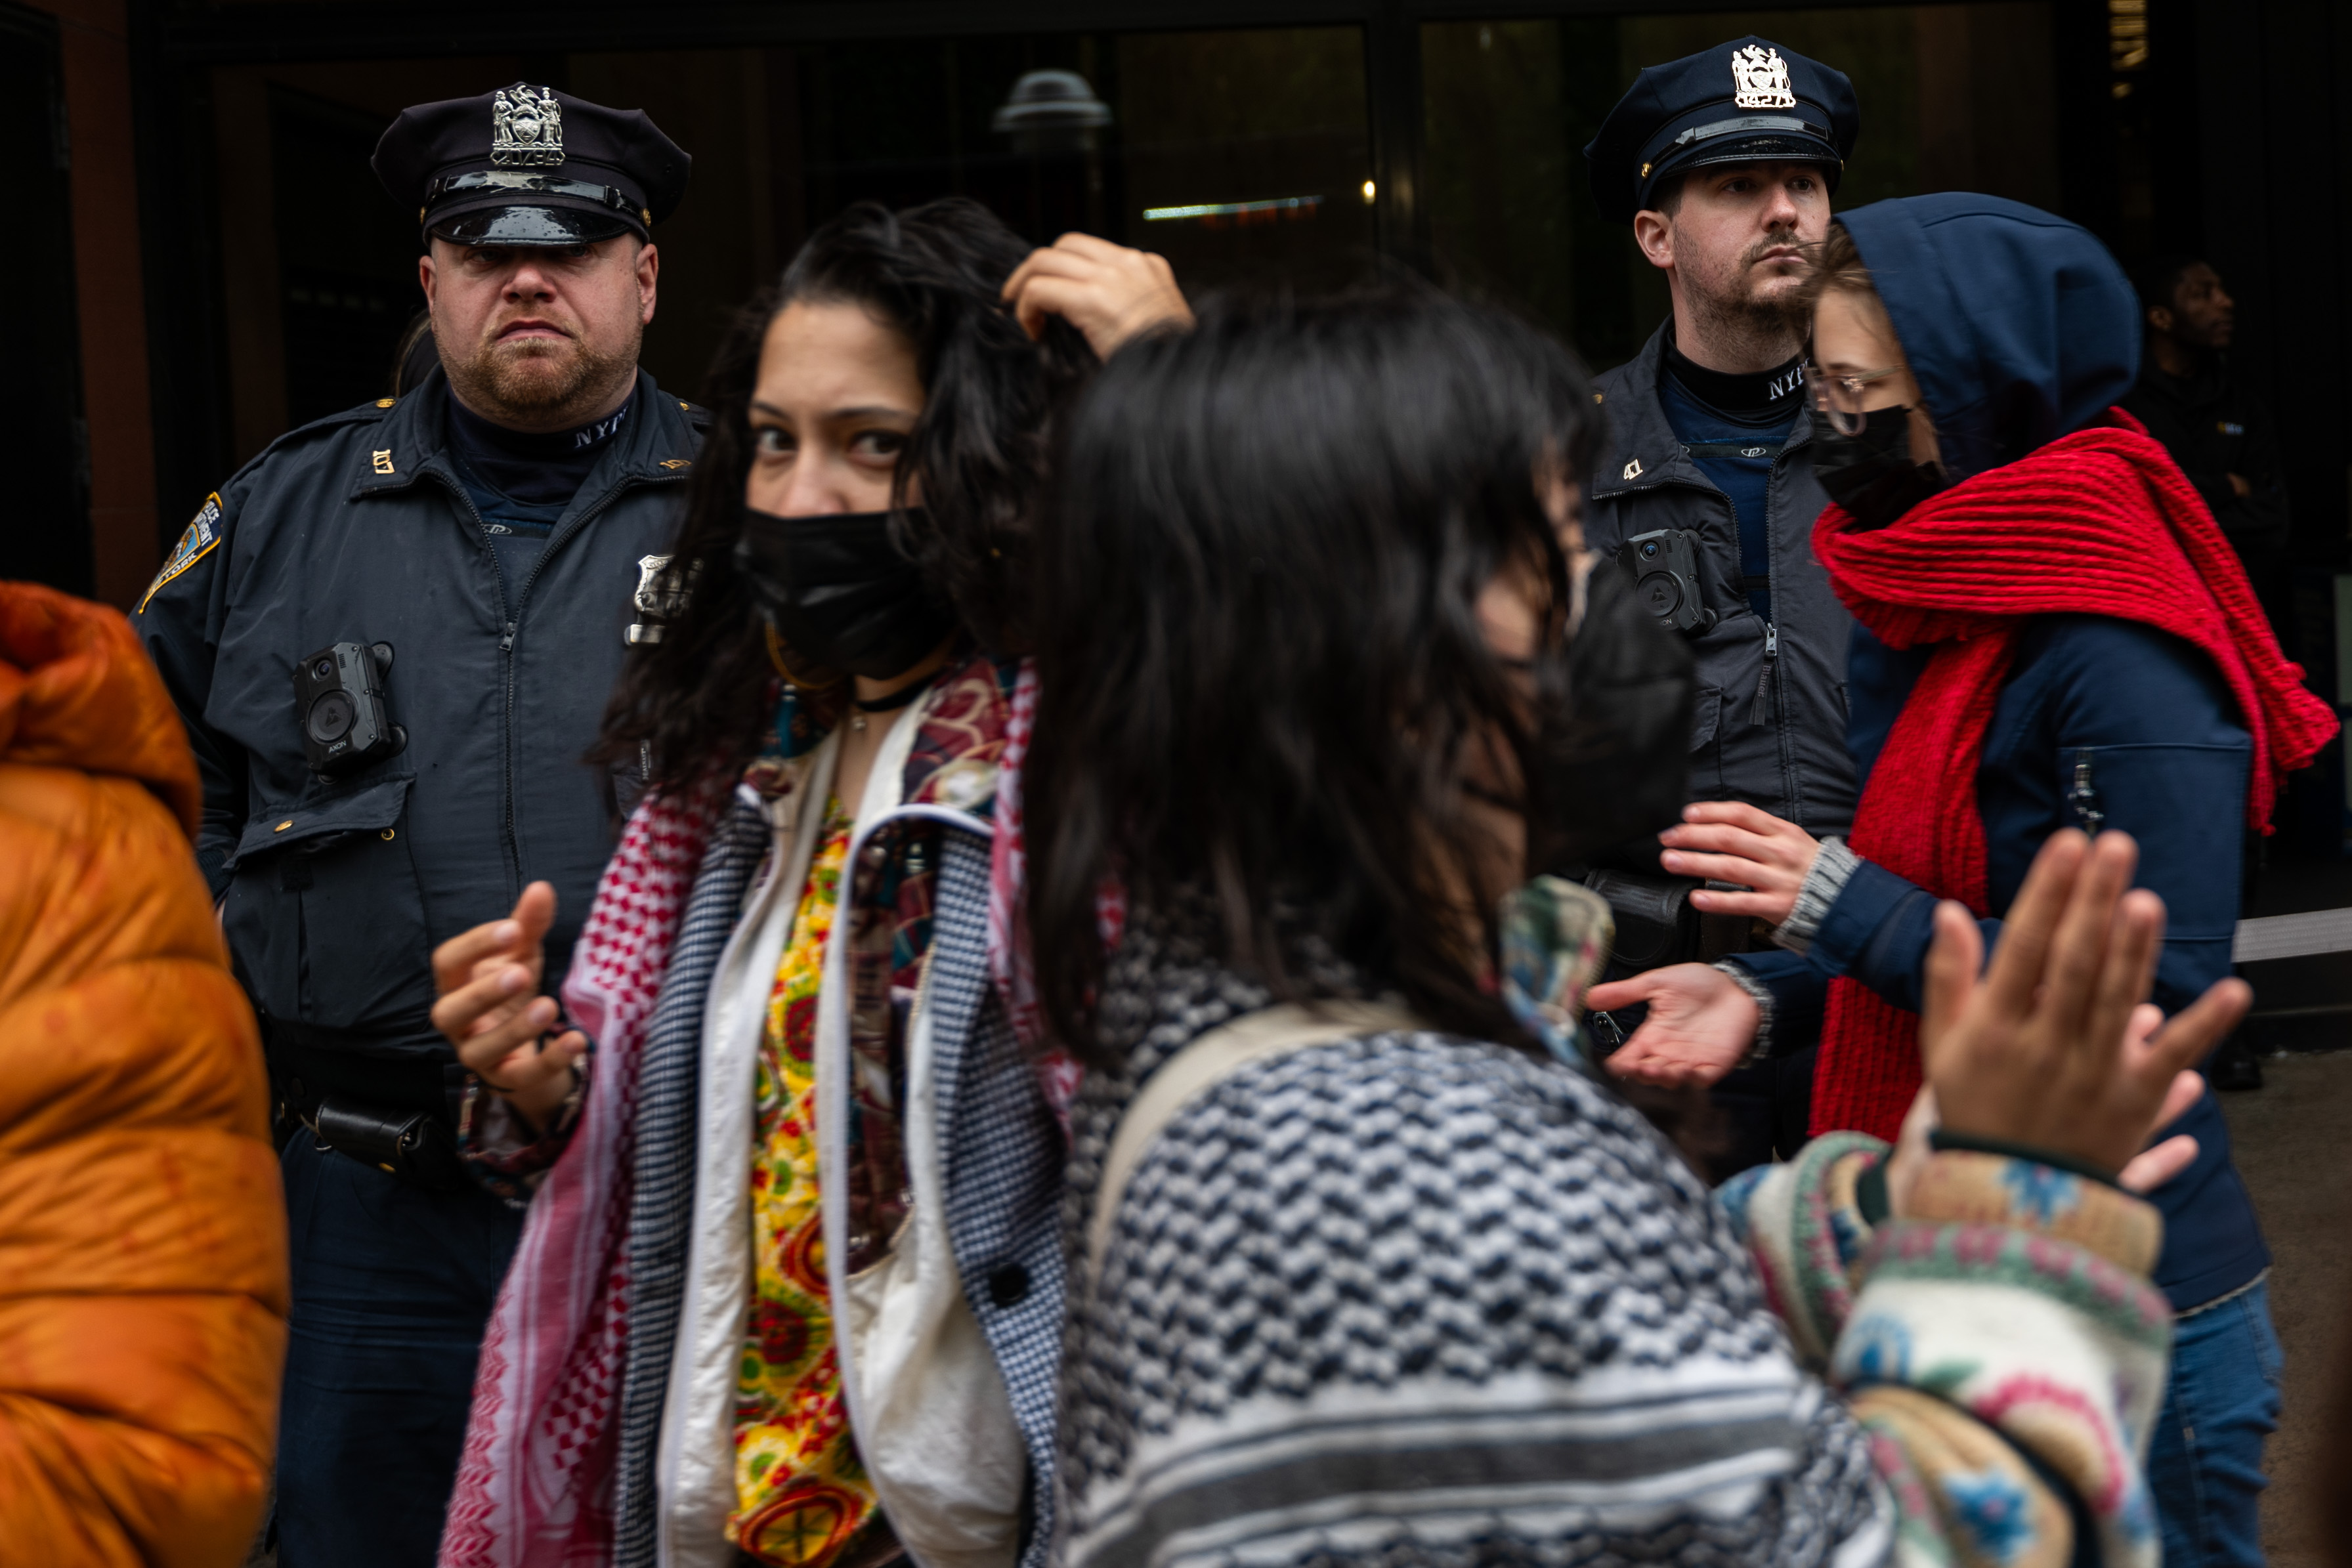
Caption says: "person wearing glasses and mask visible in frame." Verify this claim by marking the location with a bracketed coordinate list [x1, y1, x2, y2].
[1593, 194, 2339, 1568]
[1574, 38, 1862, 1173]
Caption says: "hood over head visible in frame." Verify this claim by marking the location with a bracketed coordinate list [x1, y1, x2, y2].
[0, 584, 201, 836]
[1835, 194, 2139, 480]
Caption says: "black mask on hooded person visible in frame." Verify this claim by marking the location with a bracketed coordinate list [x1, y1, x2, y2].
[733, 507, 959, 679]
[1813, 404, 1949, 532]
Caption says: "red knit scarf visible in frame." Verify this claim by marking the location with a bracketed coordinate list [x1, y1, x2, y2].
[1807, 414, 2339, 1139]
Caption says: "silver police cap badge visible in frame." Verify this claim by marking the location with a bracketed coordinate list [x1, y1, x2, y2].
[1730, 45, 1796, 110]
[491, 83, 565, 167]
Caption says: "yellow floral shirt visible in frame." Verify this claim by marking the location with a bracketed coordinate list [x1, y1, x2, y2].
[729, 799, 877, 1565]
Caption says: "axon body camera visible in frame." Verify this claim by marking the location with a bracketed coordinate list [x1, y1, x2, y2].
[1615, 528, 1719, 636]
[293, 641, 406, 777]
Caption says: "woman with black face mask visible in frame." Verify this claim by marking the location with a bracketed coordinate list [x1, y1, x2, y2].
[1591, 197, 2338, 1568]
[421, 199, 1186, 1568]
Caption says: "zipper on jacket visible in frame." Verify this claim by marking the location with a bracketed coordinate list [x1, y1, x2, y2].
[1758, 451, 1806, 824]
[426, 469, 526, 894]
[491, 469, 685, 866]
[2067, 748, 2106, 834]
[1749, 619, 1778, 719]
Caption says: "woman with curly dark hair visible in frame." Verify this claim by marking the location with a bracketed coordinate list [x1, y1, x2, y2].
[423, 198, 1184, 1568]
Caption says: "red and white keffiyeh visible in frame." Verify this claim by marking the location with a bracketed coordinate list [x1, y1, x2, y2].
[439, 790, 721, 1568]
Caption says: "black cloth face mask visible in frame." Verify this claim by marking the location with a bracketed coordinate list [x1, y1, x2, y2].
[733, 507, 958, 679]
[1814, 404, 1948, 530]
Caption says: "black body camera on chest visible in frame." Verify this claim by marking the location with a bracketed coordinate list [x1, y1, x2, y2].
[1615, 528, 1718, 636]
[293, 641, 406, 777]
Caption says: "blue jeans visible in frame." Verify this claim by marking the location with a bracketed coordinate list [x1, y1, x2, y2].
[2148, 1278, 2284, 1568]
[274, 1132, 525, 1568]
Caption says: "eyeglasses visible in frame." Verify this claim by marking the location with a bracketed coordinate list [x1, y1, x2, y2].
[1802, 362, 1907, 436]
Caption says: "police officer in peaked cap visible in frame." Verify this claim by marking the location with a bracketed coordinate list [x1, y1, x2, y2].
[138, 84, 704, 1567]
[1570, 39, 1861, 1177]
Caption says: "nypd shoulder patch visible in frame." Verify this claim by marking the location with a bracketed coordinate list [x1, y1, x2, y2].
[139, 493, 225, 613]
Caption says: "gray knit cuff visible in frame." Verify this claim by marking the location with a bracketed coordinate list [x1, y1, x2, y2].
[1712, 960, 1776, 1066]
[1772, 836, 1859, 958]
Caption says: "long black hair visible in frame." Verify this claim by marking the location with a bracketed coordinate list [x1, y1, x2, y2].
[1025, 286, 1618, 1062]
[594, 198, 1094, 790]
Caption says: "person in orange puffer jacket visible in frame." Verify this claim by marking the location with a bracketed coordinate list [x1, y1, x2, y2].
[0, 582, 289, 1565]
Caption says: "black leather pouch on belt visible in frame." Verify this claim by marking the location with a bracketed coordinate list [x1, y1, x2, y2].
[267, 1022, 467, 1191]
[310, 1099, 465, 1189]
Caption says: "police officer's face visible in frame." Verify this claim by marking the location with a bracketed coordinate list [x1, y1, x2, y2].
[419, 236, 658, 429]
[1634, 161, 1828, 314]
[744, 299, 926, 518]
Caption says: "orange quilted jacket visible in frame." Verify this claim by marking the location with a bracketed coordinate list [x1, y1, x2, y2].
[0, 583, 288, 1565]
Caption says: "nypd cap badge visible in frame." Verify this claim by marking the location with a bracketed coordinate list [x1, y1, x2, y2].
[490, 83, 565, 168]
[1730, 45, 1797, 110]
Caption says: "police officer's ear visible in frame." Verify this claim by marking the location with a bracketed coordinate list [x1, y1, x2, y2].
[633, 236, 659, 326]
[1630, 175, 1685, 270]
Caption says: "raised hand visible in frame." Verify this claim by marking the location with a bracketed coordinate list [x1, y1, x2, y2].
[1587, 962, 1759, 1088]
[429, 881, 585, 1130]
[1918, 829, 2249, 1177]
[1658, 801, 1822, 926]
[1001, 233, 1193, 358]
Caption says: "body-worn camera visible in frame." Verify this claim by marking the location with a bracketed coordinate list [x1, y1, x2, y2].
[293, 641, 406, 777]
[1615, 528, 1718, 636]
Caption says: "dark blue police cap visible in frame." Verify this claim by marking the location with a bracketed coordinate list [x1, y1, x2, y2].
[373, 83, 691, 247]
[1583, 38, 1858, 225]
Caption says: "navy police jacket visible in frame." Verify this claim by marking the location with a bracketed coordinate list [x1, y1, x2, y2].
[1734, 614, 2267, 1310]
[137, 367, 701, 1057]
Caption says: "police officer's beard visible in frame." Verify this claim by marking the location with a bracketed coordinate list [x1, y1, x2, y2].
[1680, 226, 1804, 361]
[444, 321, 641, 427]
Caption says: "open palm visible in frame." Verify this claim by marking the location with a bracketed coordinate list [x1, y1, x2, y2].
[1588, 962, 1759, 1088]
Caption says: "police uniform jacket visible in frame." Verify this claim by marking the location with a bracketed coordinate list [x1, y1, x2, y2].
[137, 366, 703, 1059]
[1587, 323, 1858, 836]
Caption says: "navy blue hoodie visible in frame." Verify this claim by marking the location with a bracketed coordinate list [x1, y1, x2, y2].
[1735, 195, 2268, 1311]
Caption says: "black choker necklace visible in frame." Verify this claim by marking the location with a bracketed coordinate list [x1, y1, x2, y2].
[847, 670, 937, 732]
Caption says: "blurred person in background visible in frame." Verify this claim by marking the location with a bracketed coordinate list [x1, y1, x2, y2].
[428, 201, 1185, 1568]
[1577, 37, 1864, 1173]
[1024, 284, 2243, 1568]
[0, 583, 287, 1566]
[1597, 195, 2339, 1568]
[2123, 257, 2294, 1097]
[2122, 255, 2292, 643]
[137, 83, 704, 1567]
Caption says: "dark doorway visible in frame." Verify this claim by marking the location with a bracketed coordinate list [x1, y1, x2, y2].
[272, 85, 427, 426]
[3, 0, 93, 598]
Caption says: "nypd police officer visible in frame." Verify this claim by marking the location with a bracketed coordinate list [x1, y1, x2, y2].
[138, 86, 700, 1567]
[1575, 39, 1860, 1168]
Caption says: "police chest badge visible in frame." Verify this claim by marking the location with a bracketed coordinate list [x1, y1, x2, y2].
[491, 83, 565, 167]
[139, 493, 223, 613]
[1730, 45, 1796, 110]
[628, 553, 683, 645]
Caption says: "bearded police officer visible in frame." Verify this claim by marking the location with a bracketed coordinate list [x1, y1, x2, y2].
[1574, 39, 1860, 1170]
[137, 85, 700, 1567]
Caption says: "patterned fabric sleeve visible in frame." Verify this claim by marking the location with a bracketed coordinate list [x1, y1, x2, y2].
[1722, 1139, 2171, 1568]
[456, 1060, 590, 1203]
